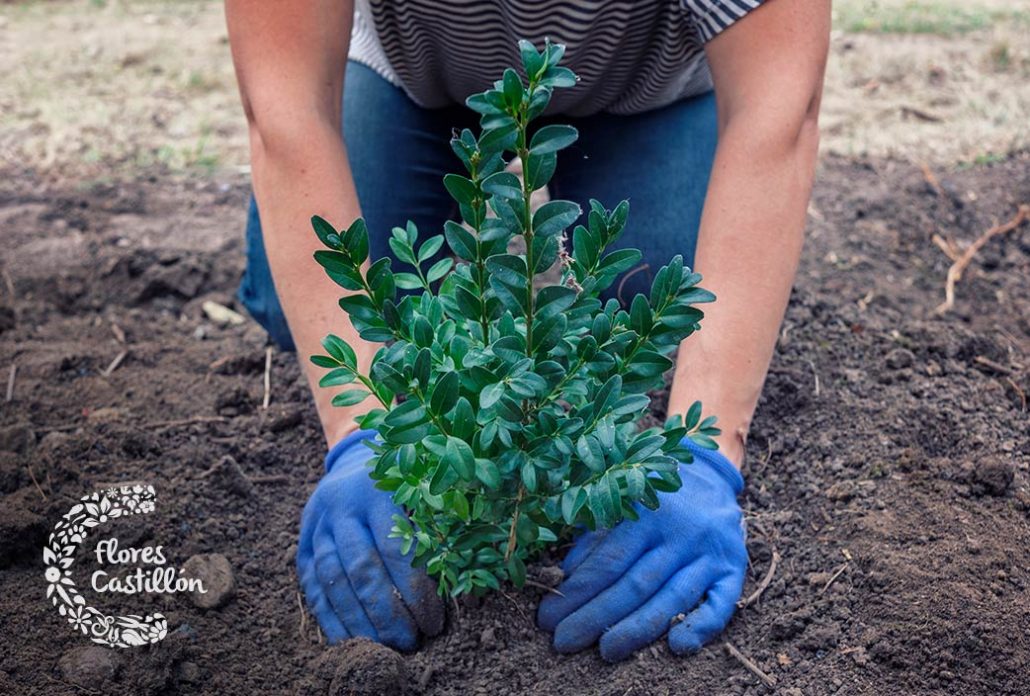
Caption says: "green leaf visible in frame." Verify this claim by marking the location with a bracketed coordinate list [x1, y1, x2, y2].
[625, 468, 646, 499]
[332, 389, 370, 407]
[445, 220, 478, 261]
[576, 434, 606, 473]
[506, 554, 527, 588]
[475, 458, 501, 489]
[533, 200, 581, 237]
[561, 487, 587, 524]
[453, 393, 475, 438]
[429, 458, 459, 495]
[478, 122, 519, 154]
[485, 254, 528, 286]
[629, 294, 652, 335]
[539, 66, 576, 88]
[481, 171, 522, 200]
[443, 174, 479, 206]
[588, 480, 615, 527]
[446, 436, 476, 481]
[321, 334, 357, 369]
[480, 381, 505, 409]
[530, 124, 578, 155]
[426, 258, 453, 283]
[394, 272, 423, 290]
[521, 460, 538, 492]
[612, 394, 650, 416]
[413, 316, 434, 348]
[311, 215, 340, 249]
[318, 368, 356, 388]
[430, 371, 459, 415]
[502, 68, 524, 106]
[685, 401, 703, 429]
[418, 234, 445, 262]
[384, 399, 428, 429]
[519, 39, 544, 78]
[343, 218, 370, 264]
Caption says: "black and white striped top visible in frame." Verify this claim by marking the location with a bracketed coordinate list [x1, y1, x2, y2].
[349, 0, 766, 116]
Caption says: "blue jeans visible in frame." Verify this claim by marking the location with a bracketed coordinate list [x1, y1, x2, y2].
[240, 62, 718, 351]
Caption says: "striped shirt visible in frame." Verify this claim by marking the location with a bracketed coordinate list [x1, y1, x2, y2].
[349, 1, 766, 117]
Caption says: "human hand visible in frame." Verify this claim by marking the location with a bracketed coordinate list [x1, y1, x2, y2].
[297, 429, 445, 650]
[538, 440, 747, 662]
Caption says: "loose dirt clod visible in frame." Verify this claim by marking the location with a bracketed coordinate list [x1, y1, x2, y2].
[182, 553, 237, 609]
[0, 500, 46, 568]
[200, 455, 254, 498]
[326, 639, 406, 696]
[970, 457, 1014, 497]
[58, 646, 121, 689]
[0, 423, 34, 454]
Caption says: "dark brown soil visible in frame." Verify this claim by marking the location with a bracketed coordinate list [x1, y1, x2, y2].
[1, 153, 1028, 695]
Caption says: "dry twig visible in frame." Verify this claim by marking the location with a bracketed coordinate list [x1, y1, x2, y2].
[262, 346, 273, 410]
[820, 563, 849, 594]
[110, 322, 126, 344]
[100, 350, 129, 377]
[935, 204, 1030, 314]
[5, 364, 15, 403]
[26, 464, 47, 500]
[296, 590, 308, 641]
[931, 234, 961, 262]
[738, 549, 781, 608]
[1004, 377, 1027, 412]
[973, 355, 1014, 375]
[901, 105, 942, 123]
[920, 162, 943, 197]
[724, 641, 777, 688]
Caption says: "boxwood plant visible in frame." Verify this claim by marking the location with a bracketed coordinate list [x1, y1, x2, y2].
[310, 40, 720, 597]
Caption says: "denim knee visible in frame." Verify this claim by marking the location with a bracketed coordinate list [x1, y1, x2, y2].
[237, 197, 296, 351]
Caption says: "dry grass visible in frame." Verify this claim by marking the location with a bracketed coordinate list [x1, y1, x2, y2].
[0, 0, 1028, 182]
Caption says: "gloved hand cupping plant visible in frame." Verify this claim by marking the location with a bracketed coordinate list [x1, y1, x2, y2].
[297, 429, 446, 650]
[538, 440, 747, 662]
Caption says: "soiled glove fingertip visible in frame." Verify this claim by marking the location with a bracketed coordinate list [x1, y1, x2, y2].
[668, 627, 706, 655]
[535, 596, 566, 633]
[597, 633, 636, 663]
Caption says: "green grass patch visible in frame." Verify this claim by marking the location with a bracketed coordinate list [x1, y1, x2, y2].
[834, 1, 1030, 36]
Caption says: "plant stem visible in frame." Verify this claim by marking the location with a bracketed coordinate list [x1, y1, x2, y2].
[504, 485, 525, 561]
[517, 86, 536, 354]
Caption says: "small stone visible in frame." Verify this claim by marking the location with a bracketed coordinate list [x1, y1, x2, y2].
[479, 626, 496, 648]
[263, 406, 303, 433]
[806, 572, 833, 586]
[177, 661, 201, 683]
[971, 457, 1013, 497]
[0, 423, 35, 454]
[826, 481, 856, 501]
[885, 348, 915, 370]
[532, 565, 564, 588]
[181, 554, 236, 609]
[327, 639, 405, 696]
[202, 456, 254, 498]
[58, 646, 120, 688]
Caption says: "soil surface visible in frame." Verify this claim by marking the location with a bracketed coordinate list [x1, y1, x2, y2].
[1, 153, 1029, 695]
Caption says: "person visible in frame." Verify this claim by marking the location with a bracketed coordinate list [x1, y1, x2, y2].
[225, 0, 829, 662]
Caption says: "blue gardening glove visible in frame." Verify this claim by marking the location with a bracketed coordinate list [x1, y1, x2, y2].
[297, 429, 445, 650]
[538, 440, 747, 662]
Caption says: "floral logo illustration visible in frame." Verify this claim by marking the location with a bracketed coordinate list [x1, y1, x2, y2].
[44, 484, 169, 648]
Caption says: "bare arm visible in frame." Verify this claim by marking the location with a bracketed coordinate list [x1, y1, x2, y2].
[226, 0, 372, 445]
[666, 0, 831, 467]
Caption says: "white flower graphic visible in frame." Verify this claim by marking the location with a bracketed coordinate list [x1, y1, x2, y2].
[43, 484, 168, 648]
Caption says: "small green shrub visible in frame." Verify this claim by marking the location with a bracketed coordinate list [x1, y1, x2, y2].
[310, 40, 719, 596]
